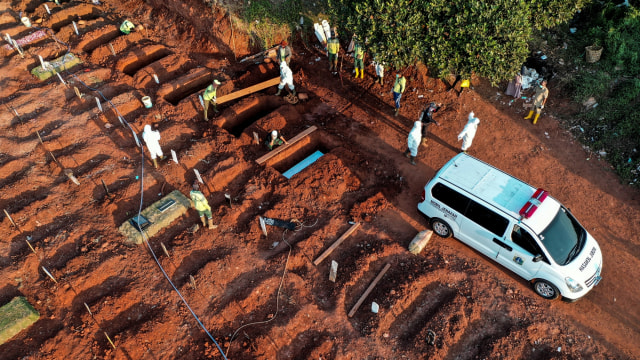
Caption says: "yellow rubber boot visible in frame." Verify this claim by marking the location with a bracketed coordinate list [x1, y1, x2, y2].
[533, 113, 540, 125]
[355, 68, 359, 78]
[360, 69, 364, 78]
[524, 110, 533, 120]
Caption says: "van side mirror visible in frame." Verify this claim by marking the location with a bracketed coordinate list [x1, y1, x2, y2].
[533, 254, 543, 263]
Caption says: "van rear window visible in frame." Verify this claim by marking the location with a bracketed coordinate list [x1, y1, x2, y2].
[432, 183, 470, 213]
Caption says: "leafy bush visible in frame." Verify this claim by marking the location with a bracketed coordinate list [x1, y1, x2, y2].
[328, 0, 584, 83]
[568, 3, 640, 187]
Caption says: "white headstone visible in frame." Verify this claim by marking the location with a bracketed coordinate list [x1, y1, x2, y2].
[259, 216, 268, 237]
[371, 302, 379, 313]
[329, 260, 338, 282]
[171, 149, 178, 164]
[95, 97, 102, 112]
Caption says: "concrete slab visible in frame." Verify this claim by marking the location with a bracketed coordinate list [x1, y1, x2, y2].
[119, 190, 191, 245]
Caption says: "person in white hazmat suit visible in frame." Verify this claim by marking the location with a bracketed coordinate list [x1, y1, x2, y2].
[275, 61, 296, 96]
[457, 112, 480, 152]
[142, 124, 163, 168]
[402, 121, 422, 165]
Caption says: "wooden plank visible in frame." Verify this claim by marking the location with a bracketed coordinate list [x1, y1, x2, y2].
[256, 126, 318, 165]
[313, 222, 360, 266]
[348, 263, 391, 318]
[216, 77, 280, 105]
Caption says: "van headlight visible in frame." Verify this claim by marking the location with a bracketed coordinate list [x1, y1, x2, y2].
[565, 277, 584, 292]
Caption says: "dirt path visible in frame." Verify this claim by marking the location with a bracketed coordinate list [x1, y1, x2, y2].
[1, 0, 639, 359]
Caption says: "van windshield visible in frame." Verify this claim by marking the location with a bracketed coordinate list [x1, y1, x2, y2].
[539, 207, 586, 265]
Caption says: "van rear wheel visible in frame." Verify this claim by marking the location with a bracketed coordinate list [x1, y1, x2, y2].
[533, 279, 560, 300]
[430, 218, 452, 238]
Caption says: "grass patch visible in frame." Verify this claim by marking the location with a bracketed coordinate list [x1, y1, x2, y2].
[0, 297, 40, 345]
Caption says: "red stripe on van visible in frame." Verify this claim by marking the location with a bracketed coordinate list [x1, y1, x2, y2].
[519, 188, 548, 219]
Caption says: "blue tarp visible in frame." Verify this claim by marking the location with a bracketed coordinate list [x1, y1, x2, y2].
[282, 150, 324, 179]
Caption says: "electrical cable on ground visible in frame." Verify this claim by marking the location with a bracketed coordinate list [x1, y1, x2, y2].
[225, 228, 294, 357]
[18, 21, 228, 359]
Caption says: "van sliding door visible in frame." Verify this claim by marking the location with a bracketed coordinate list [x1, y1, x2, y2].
[458, 200, 509, 259]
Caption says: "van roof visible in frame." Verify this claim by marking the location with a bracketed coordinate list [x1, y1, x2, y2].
[437, 153, 559, 233]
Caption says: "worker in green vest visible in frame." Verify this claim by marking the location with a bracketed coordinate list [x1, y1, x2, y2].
[120, 20, 135, 35]
[203, 79, 220, 121]
[190, 182, 217, 230]
[327, 31, 340, 72]
[352, 35, 365, 79]
[276, 40, 292, 65]
[391, 73, 407, 117]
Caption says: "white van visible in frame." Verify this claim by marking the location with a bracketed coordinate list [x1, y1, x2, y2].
[418, 153, 602, 301]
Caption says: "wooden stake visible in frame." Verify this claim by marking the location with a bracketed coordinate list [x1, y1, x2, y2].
[313, 222, 360, 265]
[104, 331, 116, 349]
[108, 42, 116, 56]
[48, 151, 58, 164]
[74, 86, 83, 99]
[189, 275, 197, 289]
[42, 266, 58, 284]
[84, 302, 93, 317]
[8, 105, 24, 124]
[160, 242, 170, 258]
[194, 169, 203, 184]
[348, 263, 391, 317]
[36, 131, 44, 144]
[101, 179, 111, 197]
[4, 209, 18, 228]
[25, 238, 36, 254]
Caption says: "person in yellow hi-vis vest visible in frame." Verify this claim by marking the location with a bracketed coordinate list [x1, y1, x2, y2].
[203, 79, 220, 121]
[327, 33, 340, 72]
[391, 73, 407, 117]
[352, 35, 365, 79]
[524, 80, 549, 124]
[120, 20, 135, 35]
[190, 182, 217, 230]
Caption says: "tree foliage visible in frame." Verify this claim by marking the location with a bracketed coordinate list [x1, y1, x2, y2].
[328, 0, 585, 83]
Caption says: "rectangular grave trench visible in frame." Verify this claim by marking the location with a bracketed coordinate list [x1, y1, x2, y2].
[119, 46, 172, 76]
[267, 132, 334, 178]
[162, 70, 212, 106]
[217, 96, 282, 138]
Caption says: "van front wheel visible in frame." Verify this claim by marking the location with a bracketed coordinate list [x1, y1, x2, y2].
[430, 218, 452, 238]
[533, 279, 560, 300]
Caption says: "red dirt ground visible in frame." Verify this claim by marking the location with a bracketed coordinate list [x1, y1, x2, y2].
[1, 0, 639, 359]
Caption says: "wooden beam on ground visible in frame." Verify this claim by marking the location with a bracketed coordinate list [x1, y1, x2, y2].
[216, 77, 280, 105]
[256, 126, 318, 165]
[348, 263, 391, 318]
[313, 222, 360, 266]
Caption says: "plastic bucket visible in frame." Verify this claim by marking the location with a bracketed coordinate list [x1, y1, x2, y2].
[141, 96, 152, 108]
[21, 17, 31, 28]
